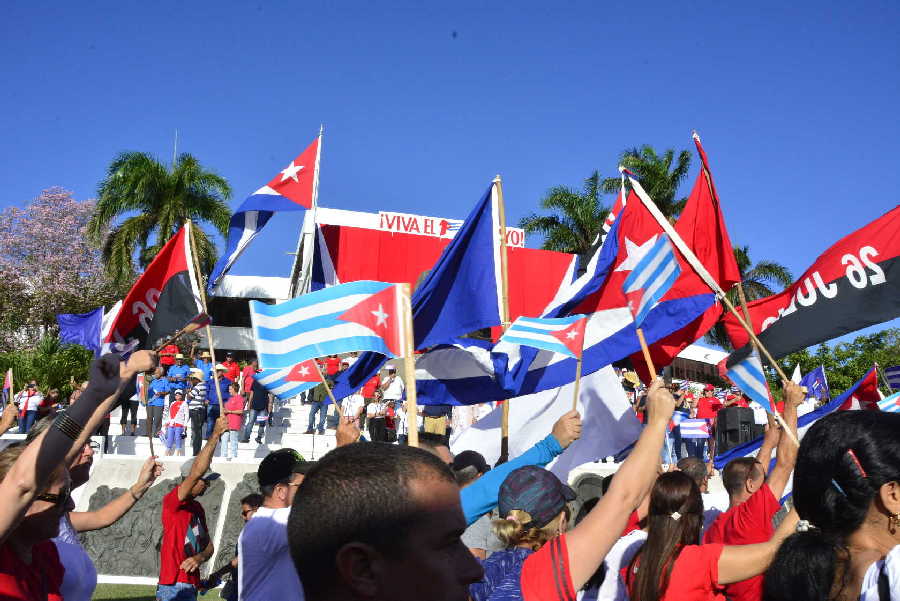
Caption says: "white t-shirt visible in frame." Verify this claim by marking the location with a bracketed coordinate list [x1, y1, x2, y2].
[381, 375, 404, 400]
[366, 400, 386, 418]
[341, 394, 365, 419]
[53, 514, 97, 601]
[16, 390, 44, 412]
[860, 543, 900, 601]
[238, 506, 303, 601]
[592, 529, 647, 601]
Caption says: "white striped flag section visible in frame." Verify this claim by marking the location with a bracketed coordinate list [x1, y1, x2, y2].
[726, 347, 776, 414]
[250, 280, 405, 370]
[254, 367, 318, 401]
[878, 391, 900, 413]
[622, 233, 681, 328]
[885, 365, 900, 391]
[679, 418, 710, 439]
[498, 315, 588, 359]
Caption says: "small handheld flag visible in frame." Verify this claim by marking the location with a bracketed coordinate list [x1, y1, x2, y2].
[679, 418, 711, 439]
[877, 391, 900, 413]
[885, 365, 900, 391]
[498, 315, 588, 358]
[726, 347, 776, 414]
[622, 233, 681, 328]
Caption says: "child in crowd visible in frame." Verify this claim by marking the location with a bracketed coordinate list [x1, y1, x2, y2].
[223, 383, 245, 460]
[163, 389, 189, 456]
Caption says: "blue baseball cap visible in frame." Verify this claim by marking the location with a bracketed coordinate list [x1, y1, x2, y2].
[498, 465, 575, 528]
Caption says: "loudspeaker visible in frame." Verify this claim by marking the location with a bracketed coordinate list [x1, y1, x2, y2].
[716, 407, 755, 454]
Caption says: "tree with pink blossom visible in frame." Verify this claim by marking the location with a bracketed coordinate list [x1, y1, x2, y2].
[0, 187, 128, 352]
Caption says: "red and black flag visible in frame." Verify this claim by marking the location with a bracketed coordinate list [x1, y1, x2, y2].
[725, 205, 900, 367]
[102, 226, 204, 355]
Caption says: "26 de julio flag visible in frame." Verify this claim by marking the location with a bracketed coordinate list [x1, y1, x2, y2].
[725, 206, 900, 366]
[208, 136, 321, 294]
[102, 226, 203, 355]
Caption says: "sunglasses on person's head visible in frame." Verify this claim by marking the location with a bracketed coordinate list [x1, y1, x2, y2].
[36, 483, 71, 507]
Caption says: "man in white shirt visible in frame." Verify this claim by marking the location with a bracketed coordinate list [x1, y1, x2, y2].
[15, 380, 44, 434]
[238, 449, 313, 601]
[380, 367, 404, 401]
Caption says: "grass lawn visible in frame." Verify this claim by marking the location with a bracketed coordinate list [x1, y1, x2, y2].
[93, 583, 225, 600]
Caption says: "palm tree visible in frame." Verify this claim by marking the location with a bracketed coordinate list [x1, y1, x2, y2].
[88, 152, 232, 285]
[518, 171, 610, 271]
[705, 245, 794, 349]
[602, 145, 692, 218]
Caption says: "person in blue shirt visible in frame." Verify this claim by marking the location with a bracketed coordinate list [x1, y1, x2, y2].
[205, 364, 232, 439]
[147, 366, 170, 437]
[167, 354, 191, 388]
[193, 348, 214, 380]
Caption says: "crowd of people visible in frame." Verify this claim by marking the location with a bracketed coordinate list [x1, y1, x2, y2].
[0, 350, 896, 601]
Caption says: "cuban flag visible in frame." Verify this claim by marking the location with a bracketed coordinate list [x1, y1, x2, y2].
[799, 366, 831, 404]
[878, 391, 900, 413]
[885, 365, 900, 391]
[498, 315, 587, 358]
[208, 136, 320, 294]
[254, 364, 319, 401]
[622, 233, 681, 327]
[669, 408, 690, 431]
[310, 226, 340, 292]
[1, 369, 12, 404]
[250, 280, 405, 370]
[714, 366, 882, 469]
[679, 418, 710, 439]
[726, 347, 776, 414]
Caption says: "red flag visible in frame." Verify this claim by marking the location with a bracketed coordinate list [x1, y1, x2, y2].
[338, 284, 404, 357]
[628, 136, 741, 382]
[264, 137, 319, 209]
[286, 360, 323, 383]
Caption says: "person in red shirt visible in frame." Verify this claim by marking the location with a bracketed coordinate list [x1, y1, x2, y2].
[158, 413, 227, 600]
[160, 343, 179, 367]
[702, 380, 803, 601]
[695, 385, 722, 419]
[241, 359, 259, 397]
[220, 353, 241, 383]
[324, 355, 341, 376]
[621, 470, 799, 601]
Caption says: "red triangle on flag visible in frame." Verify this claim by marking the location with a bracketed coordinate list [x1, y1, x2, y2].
[285, 360, 322, 383]
[265, 137, 319, 209]
[549, 317, 587, 358]
[337, 285, 402, 357]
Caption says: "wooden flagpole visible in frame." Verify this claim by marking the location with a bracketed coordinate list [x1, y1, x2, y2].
[186, 221, 226, 429]
[626, 170, 798, 445]
[399, 283, 419, 447]
[493, 175, 513, 463]
[571, 355, 583, 412]
[295, 125, 325, 297]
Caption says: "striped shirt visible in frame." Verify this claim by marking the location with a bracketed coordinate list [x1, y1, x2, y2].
[187, 382, 207, 411]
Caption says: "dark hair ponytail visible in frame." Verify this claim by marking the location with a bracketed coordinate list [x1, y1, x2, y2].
[764, 410, 900, 601]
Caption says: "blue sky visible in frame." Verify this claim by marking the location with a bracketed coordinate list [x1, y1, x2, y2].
[2, 2, 898, 343]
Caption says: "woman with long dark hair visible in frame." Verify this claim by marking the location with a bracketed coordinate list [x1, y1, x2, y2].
[624, 471, 798, 601]
[764, 410, 900, 601]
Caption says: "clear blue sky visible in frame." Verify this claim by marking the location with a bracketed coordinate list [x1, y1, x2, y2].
[2, 2, 898, 343]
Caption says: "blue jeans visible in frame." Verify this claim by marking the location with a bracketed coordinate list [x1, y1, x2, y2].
[18, 410, 38, 434]
[242, 409, 267, 441]
[156, 582, 196, 601]
[204, 404, 220, 438]
[307, 401, 326, 433]
[685, 438, 707, 461]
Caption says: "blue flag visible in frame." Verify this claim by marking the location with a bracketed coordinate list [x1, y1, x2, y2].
[799, 366, 831, 405]
[56, 307, 104, 357]
[331, 182, 504, 399]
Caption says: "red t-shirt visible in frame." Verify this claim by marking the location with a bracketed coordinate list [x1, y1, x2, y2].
[325, 356, 340, 376]
[225, 394, 245, 430]
[696, 396, 722, 419]
[241, 366, 257, 393]
[159, 487, 210, 587]
[622, 543, 725, 601]
[520, 535, 575, 601]
[362, 375, 381, 398]
[0, 540, 64, 600]
[621, 510, 641, 537]
[160, 344, 179, 366]
[222, 360, 241, 383]
[703, 484, 779, 601]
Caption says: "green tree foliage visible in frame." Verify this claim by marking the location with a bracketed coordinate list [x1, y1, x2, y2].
[779, 328, 900, 395]
[601, 145, 692, 218]
[518, 170, 610, 270]
[88, 152, 232, 285]
[705, 246, 794, 349]
[0, 336, 94, 397]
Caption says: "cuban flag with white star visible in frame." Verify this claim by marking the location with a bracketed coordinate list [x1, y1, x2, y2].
[208, 137, 320, 294]
[498, 315, 588, 359]
[254, 360, 321, 401]
[249, 280, 405, 370]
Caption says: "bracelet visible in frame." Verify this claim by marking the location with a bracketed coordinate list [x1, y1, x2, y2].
[53, 413, 83, 441]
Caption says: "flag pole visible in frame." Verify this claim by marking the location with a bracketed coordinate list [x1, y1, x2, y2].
[186, 221, 226, 429]
[875, 362, 893, 395]
[296, 125, 324, 296]
[571, 355, 583, 412]
[399, 283, 419, 447]
[624, 170, 790, 383]
[494, 175, 513, 464]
